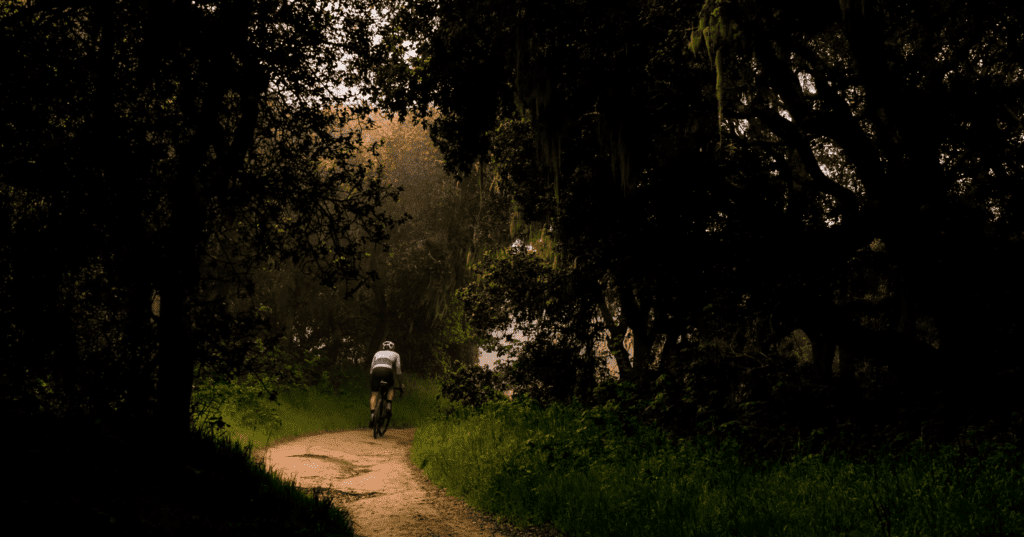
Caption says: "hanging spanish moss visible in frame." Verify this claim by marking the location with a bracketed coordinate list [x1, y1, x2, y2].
[593, 111, 635, 195]
[689, 0, 740, 151]
[514, 31, 564, 210]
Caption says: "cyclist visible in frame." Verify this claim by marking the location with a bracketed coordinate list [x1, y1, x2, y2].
[369, 340, 404, 427]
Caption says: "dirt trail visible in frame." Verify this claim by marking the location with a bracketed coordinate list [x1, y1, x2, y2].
[248, 428, 564, 537]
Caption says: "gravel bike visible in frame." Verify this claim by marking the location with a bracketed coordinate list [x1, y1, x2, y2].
[371, 380, 403, 438]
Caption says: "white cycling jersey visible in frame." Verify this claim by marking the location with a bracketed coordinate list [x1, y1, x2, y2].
[371, 350, 402, 375]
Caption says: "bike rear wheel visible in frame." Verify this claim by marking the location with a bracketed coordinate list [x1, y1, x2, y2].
[373, 389, 390, 438]
[376, 398, 390, 437]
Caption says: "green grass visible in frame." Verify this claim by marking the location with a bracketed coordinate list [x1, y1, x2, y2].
[411, 398, 1024, 537]
[198, 369, 442, 465]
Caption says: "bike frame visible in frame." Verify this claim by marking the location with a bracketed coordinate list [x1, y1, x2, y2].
[372, 380, 403, 438]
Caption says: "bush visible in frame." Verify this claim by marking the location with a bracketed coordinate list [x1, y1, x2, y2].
[438, 363, 508, 410]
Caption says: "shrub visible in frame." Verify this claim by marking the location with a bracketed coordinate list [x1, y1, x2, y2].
[438, 363, 508, 410]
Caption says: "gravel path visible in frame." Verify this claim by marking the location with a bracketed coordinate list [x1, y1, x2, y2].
[248, 428, 566, 537]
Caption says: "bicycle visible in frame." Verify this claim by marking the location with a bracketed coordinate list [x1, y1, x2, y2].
[371, 380, 404, 438]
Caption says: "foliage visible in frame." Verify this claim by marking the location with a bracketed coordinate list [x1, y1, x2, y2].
[189, 337, 327, 441]
[487, 116, 558, 238]
[460, 243, 605, 402]
[338, 0, 1024, 459]
[430, 293, 483, 374]
[0, 0, 405, 445]
[201, 368, 443, 455]
[342, 0, 744, 389]
[437, 363, 508, 412]
[680, 0, 1024, 383]
[413, 397, 1024, 537]
[460, 245, 556, 343]
[8, 1, 1024, 517]
[243, 111, 510, 375]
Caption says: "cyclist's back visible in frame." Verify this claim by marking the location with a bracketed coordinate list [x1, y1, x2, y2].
[369, 341, 402, 427]
[371, 349, 401, 372]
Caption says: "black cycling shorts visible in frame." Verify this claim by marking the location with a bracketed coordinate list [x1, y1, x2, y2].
[369, 367, 395, 392]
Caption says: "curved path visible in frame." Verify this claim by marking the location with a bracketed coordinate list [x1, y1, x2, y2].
[247, 428, 565, 537]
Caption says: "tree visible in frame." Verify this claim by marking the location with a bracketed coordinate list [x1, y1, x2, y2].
[1, 0, 404, 453]
[343, 0, 735, 386]
[342, 0, 1024, 449]
[685, 0, 1024, 393]
[239, 110, 512, 377]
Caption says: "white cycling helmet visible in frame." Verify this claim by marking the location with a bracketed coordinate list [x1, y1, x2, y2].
[382, 341, 395, 351]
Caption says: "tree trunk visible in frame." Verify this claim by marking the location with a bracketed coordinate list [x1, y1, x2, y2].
[659, 331, 685, 374]
[595, 282, 634, 381]
[615, 280, 655, 382]
[895, 272, 918, 335]
[810, 335, 837, 381]
[361, 247, 389, 369]
[154, 267, 196, 457]
[795, 317, 837, 382]
[154, 145, 207, 455]
[580, 333, 596, 403]
[837, 343, 857, 384]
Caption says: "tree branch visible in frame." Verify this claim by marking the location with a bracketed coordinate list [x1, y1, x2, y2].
[756, 110, 861, 211]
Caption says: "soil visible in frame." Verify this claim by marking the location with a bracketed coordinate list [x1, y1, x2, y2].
[246, 427, 567, 537]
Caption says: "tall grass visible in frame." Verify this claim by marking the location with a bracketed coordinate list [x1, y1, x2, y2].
[411, 398, 1024, 537]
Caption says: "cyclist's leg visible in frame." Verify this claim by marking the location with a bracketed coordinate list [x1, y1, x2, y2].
[369, 371, 375, 410]
[370, 370, 381, 425]
[385, 370, 395, 414]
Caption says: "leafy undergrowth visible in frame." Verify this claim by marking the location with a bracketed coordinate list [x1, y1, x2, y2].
[411, 396, 1024, 537]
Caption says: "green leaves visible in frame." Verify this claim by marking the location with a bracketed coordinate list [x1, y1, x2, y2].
[431, 293, 480, 373]
[1, 0, 415, 426]
[438, 363, 508, 411]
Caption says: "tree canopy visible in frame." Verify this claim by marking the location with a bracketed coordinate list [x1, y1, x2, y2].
[248, 110, 512, 376]
[1, 0, 404, 451]
[5, 0, 1022, 460]
[341, 0, 1024, 445]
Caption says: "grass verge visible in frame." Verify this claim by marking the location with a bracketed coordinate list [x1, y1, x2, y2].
[201, 369, 441, 465]
[411, 397, 1024, 537]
